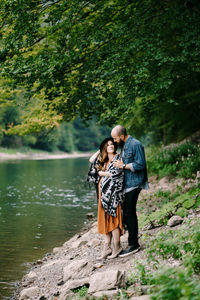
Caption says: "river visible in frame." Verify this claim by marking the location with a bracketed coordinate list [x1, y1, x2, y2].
[0, 157, 97, 299]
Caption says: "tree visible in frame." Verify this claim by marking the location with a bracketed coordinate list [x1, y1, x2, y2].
[0, 0, 200, 143]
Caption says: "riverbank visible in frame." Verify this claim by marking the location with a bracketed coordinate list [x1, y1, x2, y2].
[0, 151, 91, 161]
[15, 175, 200, 299]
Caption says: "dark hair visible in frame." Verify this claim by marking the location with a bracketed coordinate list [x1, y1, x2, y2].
[97, 137, 117, 171]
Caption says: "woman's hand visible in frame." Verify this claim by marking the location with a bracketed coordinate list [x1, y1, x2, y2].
[99, 171, 110, 177]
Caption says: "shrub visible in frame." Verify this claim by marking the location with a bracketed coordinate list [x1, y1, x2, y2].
[147, 142, 200, 178]
[145, 218, 200, 273]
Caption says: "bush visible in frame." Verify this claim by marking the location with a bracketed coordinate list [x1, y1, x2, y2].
[149, 267, 200, 300]
[147, 142, 200, 178]
[145, 217, 200, 273]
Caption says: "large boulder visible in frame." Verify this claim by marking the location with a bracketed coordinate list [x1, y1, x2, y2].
[88, 270, 125, 294]
[59, 277, 89, 300]
[63, 259, 88, 281]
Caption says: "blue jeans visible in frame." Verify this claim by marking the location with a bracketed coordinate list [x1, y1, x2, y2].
[123, 188, 141, 246]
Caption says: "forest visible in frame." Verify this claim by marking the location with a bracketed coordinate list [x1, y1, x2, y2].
[0, 0, 199, 152]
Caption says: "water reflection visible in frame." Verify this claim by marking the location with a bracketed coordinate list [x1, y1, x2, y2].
[0, 157, 97, 299]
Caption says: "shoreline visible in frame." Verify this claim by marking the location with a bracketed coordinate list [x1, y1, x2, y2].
[0, 151, 92, 161]
[14, 175, 200, 299]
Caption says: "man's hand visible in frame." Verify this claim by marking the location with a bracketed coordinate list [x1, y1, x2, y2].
[113, 159, 123, 169]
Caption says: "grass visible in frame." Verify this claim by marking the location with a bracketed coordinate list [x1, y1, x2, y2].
[128, 217, 200, 299]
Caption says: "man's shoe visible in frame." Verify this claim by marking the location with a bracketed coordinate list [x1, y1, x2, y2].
[119, 245, 140, 258]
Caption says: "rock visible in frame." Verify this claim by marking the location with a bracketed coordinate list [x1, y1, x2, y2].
[167, 215, 183, 227]
[88, 270, 125, 294]
[53, 247, 63, 254]
[63, 234, 80, 247]
[130, 296, 150, 300]
[71, 239, 88, 248]
[141, 285, 151, 294]
[92, 289, 118, 298]
[41, 259, 67, 275]
[23, 271, 37, 285]
[86, 212, 95, 219]
[63, 259, 88, 281]
[59, 277, 89, 299]
[19, 286, 39, 299]
[87, 238, 101, 247]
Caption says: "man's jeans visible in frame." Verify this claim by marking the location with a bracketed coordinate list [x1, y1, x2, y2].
[123, 188, 141, 246]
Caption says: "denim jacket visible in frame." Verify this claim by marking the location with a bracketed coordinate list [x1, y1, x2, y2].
[122, 136, 149, 190]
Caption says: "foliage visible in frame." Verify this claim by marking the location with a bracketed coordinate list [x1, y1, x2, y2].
[145, 218, 200, 272]
[0, 0, 200, 142]
[0, 107, 111, 151]
[138, 186, 200, 228]
[147, 141, 200, 178]
[130, 217, 200, 299]
[72, 285, 88, 297]
[135, 266, 200, 300]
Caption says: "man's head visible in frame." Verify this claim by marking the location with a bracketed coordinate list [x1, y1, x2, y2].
[111, 125, 128, 148]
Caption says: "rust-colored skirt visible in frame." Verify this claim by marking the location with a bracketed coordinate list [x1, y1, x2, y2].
[98, 179, 123, 235]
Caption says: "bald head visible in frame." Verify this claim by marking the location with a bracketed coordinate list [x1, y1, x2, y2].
[111, 125, 127, 137]
[111, 125, 128, 146]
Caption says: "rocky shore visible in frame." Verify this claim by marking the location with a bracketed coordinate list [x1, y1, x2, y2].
[15, 175, 199, 300]
[16, 217, 147, 300]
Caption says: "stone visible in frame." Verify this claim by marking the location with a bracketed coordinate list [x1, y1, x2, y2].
[88, 270, 125, 294]
[59, 277, 90, 299]
[167, 215, 183, 227]
[130, 296, 150, 300]
[63, 234, 80, 247]
[63, 259, 88, 281]
[141, 285, 151, 294]
[19, 286, 39, 299]
[87, 238, 101, 247]
[41, 259, 67, 275]
[86, 212, 95, 219]
[53, 247, 62, 254]
[71, 239, 87, 248]
[92, 289, 118, 298]
[23, 271, 37, 285]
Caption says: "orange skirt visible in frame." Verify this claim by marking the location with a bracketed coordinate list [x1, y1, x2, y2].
[98, 180, 123, 235]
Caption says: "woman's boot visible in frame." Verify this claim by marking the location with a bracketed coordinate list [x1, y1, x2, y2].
[107, 242, 122, 259]
[98, 243, 112, 260]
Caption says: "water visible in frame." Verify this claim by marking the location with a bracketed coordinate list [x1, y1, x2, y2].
[0, 157, 97, 299]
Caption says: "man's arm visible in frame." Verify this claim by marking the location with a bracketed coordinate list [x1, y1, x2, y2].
[113, 143, 146, 171]
[129, 143, 146, 171]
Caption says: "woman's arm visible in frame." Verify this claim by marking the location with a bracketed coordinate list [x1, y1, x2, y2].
[99, 171, 110, 177]
[89, 150, 100, 163]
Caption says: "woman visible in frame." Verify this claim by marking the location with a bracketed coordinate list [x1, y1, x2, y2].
[88, 137, 124, 259]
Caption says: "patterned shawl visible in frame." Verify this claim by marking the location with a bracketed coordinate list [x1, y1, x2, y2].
[100, 154, 124, 217]
[87, 154, 124, 216]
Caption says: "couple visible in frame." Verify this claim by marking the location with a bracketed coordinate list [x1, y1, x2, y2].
[88, 125, 148, 259]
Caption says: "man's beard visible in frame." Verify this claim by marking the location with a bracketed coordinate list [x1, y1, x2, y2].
[118, 139, 125, 148]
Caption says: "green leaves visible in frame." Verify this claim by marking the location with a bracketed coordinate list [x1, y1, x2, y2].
[0, 0, 200, 140]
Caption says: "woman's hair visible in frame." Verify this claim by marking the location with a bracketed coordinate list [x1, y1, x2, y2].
[96, 139, 116, 171]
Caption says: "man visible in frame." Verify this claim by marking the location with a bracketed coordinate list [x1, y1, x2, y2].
[111, 125, 148, 257]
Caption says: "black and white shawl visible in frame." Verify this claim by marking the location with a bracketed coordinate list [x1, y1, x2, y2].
[87, 154, 124, 217]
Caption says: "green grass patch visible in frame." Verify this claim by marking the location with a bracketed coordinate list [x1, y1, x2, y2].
[138, 186, 200, 228]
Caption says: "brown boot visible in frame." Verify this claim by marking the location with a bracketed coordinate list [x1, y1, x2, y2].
[98, 243, 112, 260]
[107, 243, 122, 259]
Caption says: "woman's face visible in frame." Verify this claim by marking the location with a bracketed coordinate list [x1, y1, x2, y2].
[106, 140, 115, 154]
